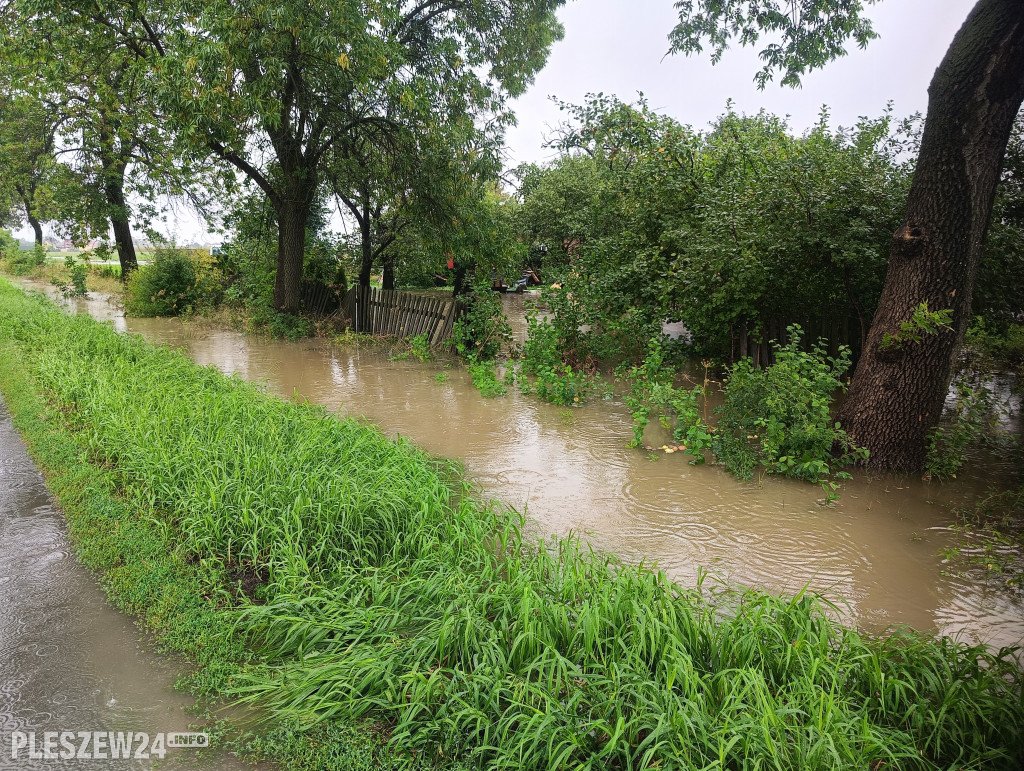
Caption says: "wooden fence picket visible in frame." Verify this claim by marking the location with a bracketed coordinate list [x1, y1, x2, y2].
[340, 287, 464, 346]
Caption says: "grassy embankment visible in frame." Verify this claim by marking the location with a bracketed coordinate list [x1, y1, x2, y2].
[0, 276, 1022, 770]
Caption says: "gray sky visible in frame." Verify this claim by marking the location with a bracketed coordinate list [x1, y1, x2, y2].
[504, 0, 977, 168]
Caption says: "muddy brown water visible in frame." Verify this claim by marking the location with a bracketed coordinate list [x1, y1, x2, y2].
[14, 282, 1024, 656]
[0, 398, 260, 770]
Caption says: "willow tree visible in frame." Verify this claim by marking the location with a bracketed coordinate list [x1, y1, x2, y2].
[670, 0, 1024, 471]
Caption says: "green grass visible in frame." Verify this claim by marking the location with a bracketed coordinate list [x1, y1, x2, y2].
[0, 276, 1022, 770]
[0, 282, 449, 771]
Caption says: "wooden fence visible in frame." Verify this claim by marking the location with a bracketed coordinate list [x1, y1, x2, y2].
[301, 280, 344, 316]
[340, 286, 465, 346]
[731, 315, 863, 367]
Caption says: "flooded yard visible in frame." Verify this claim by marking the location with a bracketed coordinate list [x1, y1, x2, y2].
[20, 281, 1024, 653]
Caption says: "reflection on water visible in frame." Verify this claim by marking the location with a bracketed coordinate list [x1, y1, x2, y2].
[32, 283, 1024, 651]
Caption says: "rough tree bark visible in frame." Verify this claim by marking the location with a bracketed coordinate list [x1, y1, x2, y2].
[382, 252, 395, 291]
[270, 152, 318, 313]
[274, 204, 308, 314]
[14, 184, 43, 247]
[838, 0, 1024, 471]
[358, 210, 374, 289]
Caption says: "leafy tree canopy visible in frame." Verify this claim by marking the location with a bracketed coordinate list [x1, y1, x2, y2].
[526, 94, 913, 363]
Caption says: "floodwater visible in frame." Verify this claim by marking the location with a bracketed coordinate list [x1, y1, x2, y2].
[19, 282, 1024, 653]
[0, 399, 258, 770]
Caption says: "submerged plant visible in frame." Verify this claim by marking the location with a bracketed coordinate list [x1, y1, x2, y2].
[451, 276, 511, 361]
[51, 254, 88, 298]
[467, 359, 506, 397]
[926, 374, 1016, 480]
[942, 487, 1024, 591]
[515, 310, 605, 406]
[624, 328, 865, 502]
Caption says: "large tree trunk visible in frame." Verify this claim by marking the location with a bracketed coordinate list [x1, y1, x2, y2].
[382, 252, 395, 291]
[17, 185, 43, 247]
[358, 213, 374, 288]
[272, 160, 318, 313]
[97, 115, 139, 279]
[109, 215, 137, 277]
[274, 200, 309, 314]
[102, 164, 138, 279]
[838, 0, 1024, 472]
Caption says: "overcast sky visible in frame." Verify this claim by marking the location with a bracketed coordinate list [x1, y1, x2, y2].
[14, 0, 981, 244]
[503, 0, 978, 168]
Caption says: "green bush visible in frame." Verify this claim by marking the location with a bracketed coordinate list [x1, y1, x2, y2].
[627, 327, 866, 501]
[966, 318, 1024, 370]
[51, 255, 88, 297]
[711, 327, 866, 492]
[516, 309, 604, 405]
[0, 233, 42, 275]
[451, 277, 511, 362]
[467, 359, 506, 397]
[123, 247, 224, 317]
[0, 228, 19, 260]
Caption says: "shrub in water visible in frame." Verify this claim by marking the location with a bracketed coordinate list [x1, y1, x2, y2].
[516, 309, 604, 405]
[627, 327, 866, 501]
[711, 326, 867, 487]
[123, 247, 224, 317]
[51, 255, 88, 298]
[468, 359, 506, 397]
[452, 277, 511, 362]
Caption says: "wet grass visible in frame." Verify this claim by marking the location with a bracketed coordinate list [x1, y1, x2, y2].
[0, 277, 1022, 770]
